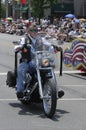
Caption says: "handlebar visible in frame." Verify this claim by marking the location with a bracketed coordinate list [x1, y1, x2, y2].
[14, 52, 18, 77]
[59, 48, 63, 76]
[54, 46, 63, 76]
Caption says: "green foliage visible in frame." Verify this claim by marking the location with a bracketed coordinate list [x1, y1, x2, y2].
[31, 0, 45, 17]
[1, 2, 6, 18]
[46, 0, 58, 6]
[31, 0, 58, 18]
[0, 1, 6, 19]
[0, 0, 1, 18]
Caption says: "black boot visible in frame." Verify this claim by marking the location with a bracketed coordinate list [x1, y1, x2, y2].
[58, 90, 65, 98]
[16, 92, 23, 99]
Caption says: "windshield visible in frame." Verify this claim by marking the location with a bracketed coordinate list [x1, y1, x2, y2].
[34, 35, 49, 51]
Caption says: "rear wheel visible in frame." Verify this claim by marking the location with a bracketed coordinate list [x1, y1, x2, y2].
[43, 79, 57, 118]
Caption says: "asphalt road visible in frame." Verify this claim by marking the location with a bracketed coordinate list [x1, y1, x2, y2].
[0, 33, 86, 130]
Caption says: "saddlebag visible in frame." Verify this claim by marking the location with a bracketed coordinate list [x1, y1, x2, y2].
[6, 71, 16, 87]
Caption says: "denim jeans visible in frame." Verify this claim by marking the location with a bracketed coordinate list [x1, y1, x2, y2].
[16, 60, 35, 92]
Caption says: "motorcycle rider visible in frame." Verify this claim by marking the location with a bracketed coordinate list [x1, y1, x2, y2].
[15, 23, 64, 99]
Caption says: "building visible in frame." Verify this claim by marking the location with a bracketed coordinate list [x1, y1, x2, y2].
[74, 0, 86, 17]
[44, 0, 86, 18]
[51, 0, 74, 17]
[6, 0, 31, 19]
[6, 0, 86, 19]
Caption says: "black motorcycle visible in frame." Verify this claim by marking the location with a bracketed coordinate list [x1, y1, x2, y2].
[6, 37, 63, 118]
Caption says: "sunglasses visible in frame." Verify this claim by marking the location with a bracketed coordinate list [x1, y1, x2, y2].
[30, 29, 38, 32]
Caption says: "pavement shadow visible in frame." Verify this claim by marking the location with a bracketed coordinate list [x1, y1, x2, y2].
[9, 102, 69, 121]
[9, 102, 44, 116]
[52, 109, 70, 121]
[65, 73, 86, 80]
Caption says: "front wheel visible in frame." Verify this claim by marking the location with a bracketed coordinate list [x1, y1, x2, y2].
[43, 79, 57, 118]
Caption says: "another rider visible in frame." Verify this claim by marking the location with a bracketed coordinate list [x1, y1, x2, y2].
[15, 24, 64, 99]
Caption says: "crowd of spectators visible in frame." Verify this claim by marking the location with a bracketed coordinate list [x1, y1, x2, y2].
[0, 16, 86, 43]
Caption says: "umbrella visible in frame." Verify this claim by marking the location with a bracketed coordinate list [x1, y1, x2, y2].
[24, 19, 29, 23]
[6, 17, 13, 21]
[65, 14, 75, 19]
[75, 19, 80, 23]
[79, 18, 86, 22]
[29, 17, 34, 20]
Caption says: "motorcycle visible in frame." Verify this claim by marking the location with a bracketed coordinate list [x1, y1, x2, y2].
[6, 36, 63, 118]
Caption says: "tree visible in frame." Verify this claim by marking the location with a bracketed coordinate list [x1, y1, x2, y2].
[47, 0, 58, 7]
[1, 2, 6, 18]
[31, 0, 58, 18]
[31, 0, 44, 18]
[0, 0, 1, 19]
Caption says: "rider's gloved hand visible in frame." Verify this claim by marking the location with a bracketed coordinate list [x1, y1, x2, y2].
[52, 45, 62, 53]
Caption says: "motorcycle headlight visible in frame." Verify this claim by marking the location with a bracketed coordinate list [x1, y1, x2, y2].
[42, 59, 50, 67]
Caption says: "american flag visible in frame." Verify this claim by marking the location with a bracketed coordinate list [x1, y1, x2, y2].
[63, 40, 86, 72]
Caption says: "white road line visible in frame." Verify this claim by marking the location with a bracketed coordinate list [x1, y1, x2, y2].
[55, 70, 85, 74]
[0, 73, 7, 75]
[59, 98, 86, 101]
[0, 72, 85, 102]
[0, 98, 86, 101]
[0, 98, 17, 101]
[59, 85, 86, 87]
[0, 70, 85, 76]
